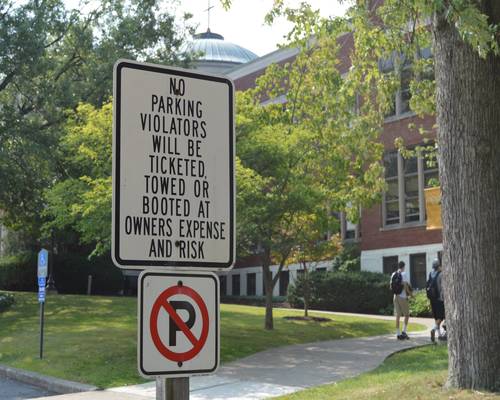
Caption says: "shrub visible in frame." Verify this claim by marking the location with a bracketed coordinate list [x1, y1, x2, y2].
[332, 244, 361, 272]
[288, 270, 393, 314]
[379, 304, 394, 316]
[287, 284, 304, 308]
[338, 258, 361, 272]
[0, 252, 123, 295]
[286, 270, 322, 311]
[409, 290, 433, 317]
[0, 292, 15, 312]
[54, 253, 123, 295]
[221, 295, 287, 307]
[0, 253, 37, 291]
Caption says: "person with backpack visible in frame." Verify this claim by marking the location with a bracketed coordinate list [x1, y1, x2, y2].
[427, 258, 446, 342]
[390, 261, 412, 340]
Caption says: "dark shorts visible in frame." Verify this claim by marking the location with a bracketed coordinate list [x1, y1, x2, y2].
[430, 299, 445, 320]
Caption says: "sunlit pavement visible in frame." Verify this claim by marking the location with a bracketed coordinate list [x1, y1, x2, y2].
[32, 321, 434, 400]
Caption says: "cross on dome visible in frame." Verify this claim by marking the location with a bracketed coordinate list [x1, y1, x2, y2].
[204, 0, 214, 31]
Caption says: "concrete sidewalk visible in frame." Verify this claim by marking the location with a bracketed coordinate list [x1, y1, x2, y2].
[32, 328, 434, 400]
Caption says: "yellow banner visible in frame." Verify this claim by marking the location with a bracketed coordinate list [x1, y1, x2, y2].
[425, 187, 442, 230]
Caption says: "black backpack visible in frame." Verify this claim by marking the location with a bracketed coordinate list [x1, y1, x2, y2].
[426, 271, 440, 300]
[390, 272, 404, 295]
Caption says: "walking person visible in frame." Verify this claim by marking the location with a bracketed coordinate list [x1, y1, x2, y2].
[426, 258, 446, 342]
[390, 261, 413, 340]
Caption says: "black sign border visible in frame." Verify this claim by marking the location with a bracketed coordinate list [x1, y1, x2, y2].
[138, 272, 219, 377]
[114, 61, 235, 269]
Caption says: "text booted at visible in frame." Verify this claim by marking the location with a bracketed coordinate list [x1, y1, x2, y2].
[112, 60, 235, 270]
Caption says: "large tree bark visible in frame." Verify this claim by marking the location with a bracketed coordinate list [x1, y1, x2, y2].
[263, 263, 274, 330]
[433, 2, 500, 391]
[261, 248, 274, 330]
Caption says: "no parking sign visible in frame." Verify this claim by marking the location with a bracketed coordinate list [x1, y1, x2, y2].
[138, 271, 219, 377]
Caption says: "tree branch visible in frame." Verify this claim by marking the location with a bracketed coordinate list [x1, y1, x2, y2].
[53, 53, 81, 82]
[272, 249, 291, 287]
[0, 70, 16, 92]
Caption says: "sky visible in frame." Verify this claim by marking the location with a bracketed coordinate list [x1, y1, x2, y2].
[177, 0, 349, 56]
[66, 1, 349, 57]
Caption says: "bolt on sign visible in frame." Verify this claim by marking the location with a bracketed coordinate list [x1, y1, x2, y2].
[112, 60, 235, 270]
[138, 271, 219, 377]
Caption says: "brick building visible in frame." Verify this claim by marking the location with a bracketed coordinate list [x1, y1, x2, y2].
[221, 32, 442, 297]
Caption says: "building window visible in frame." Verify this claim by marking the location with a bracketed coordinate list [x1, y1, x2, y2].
[246, 273, 256, 296]
[383, 146, 438, 228]
[383, 256, 399, 274]
[340, 209, 360, 241]
[410, 253, 427, 289]
[220, 275, 227, 296]
[279, 270, 290, 296]
[232, 274, 240, 296]
[424, 153, 439, 188]
[400, 65, 414, 114]
[384, 152, 400, 225]
[381, 48, 433, 119]
[404, 156, 420, 223]
[345, 220, 356, 239]
[380, 60, 412, 118]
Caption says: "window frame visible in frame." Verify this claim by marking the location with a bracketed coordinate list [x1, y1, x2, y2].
[382, 48, 434, 122]
[246, 272, 256, 296]
[382, 148, 430, 229]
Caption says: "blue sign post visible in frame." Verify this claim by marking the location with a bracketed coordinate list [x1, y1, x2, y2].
[37, 249, 48, 279]
[37, 249, 48, 359]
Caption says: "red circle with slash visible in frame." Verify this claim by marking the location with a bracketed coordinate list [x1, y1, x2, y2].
[150, 284, 209, 362]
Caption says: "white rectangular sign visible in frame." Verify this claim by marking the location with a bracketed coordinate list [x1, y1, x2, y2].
[138, 271, 219, 377]
[112, 60, 235, 270]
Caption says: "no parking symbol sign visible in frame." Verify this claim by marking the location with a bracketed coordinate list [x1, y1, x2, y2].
[138, 271, 219, 377]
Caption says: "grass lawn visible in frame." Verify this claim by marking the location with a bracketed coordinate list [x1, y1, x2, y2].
[275, 345, 500, 400]
[0, 291, 424, 388]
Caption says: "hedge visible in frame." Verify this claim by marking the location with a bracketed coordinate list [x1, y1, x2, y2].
[0, 292, 15, 312]
[0, 252, 123, 295]
[53, 253, 123, 295]
[0, 253, 37, 291]
[221, 295, 287, 307]
[288, 271, 393, 314]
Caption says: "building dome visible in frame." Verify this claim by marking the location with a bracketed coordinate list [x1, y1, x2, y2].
[186, 29, 258, 74]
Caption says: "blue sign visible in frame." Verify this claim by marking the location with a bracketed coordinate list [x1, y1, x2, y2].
[38, 277, 46, 287]
[37, 249, 48, 278]
[38, 290, 46, 303]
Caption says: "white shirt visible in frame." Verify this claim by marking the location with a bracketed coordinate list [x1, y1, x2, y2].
[399, 271, 410, 299]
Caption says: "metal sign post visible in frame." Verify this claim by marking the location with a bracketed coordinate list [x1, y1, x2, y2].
[39, 294, 45, 359]
[156, 377, 189, 400]
[140, 271, 219, 400]
[166, 378, 189, 400]
[37, 249, 48, 359]
[112, 60, 233, 399]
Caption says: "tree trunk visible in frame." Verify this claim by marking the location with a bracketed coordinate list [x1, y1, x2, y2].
[303, 262, 309, 317]
[304, 288, 309, 318]
[263, 264, 274, 330]
[433, 3, 500, 391]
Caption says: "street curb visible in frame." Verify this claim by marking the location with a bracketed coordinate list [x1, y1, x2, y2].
[384, 342, 432, 360]
[0, 363, 99, 394]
